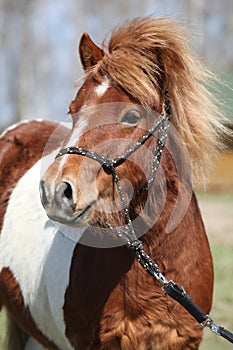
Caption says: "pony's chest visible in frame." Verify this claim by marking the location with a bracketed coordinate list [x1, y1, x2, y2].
[0, 160, 81, 350]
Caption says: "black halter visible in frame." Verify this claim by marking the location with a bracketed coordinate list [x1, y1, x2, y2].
[55, 92, 233, 344]
[56, 91, 170, 251]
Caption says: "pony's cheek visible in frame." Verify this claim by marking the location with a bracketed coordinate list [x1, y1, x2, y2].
[95, 165, 144, 205]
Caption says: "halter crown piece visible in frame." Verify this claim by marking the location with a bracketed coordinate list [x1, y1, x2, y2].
[55, 91, 233, 344]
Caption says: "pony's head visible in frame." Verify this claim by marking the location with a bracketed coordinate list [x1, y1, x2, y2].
[40, 17, 226, 230]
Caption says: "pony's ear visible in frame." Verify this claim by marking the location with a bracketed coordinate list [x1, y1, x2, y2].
[79, 32, 104, 71]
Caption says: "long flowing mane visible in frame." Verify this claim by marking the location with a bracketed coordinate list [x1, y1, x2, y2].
[87, 16, 228, 187]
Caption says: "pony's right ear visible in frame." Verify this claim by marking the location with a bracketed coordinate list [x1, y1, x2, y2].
[79, 33, 104, 71]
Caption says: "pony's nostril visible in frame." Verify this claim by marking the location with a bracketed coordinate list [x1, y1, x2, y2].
[63, 182, 73, 200]
[40, 179, 48, 206]
[60, 181, 76, 211]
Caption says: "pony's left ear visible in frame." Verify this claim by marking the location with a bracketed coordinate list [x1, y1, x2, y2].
[79, 33, 104, 71]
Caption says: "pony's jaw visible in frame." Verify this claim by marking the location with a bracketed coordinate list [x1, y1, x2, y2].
[45, 202, 95, 227]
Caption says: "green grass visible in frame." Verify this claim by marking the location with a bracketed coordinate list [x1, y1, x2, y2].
[0, 245, 232, 349]
[200, 244, 233, 350]
[0, 309, 6, 349]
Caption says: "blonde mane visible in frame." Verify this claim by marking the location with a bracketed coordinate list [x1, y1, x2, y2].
[88, 17, 229, 187]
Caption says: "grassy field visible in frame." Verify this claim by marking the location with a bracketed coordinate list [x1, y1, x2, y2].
[198, 192, 233, 349]
[200, 244, 233, 350]
[0, 309, 6, 349]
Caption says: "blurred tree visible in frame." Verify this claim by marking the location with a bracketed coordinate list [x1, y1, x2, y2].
[1, 0, 23, 125]
[18, 0, 34, 121]
[0, 0, 232, 130]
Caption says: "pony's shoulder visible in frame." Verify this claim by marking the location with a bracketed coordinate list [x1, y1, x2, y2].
[0, 119, 65, 175]
[0, 119, 67, 230]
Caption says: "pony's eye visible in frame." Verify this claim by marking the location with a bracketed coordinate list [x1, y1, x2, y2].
[120, 110, 141, 125]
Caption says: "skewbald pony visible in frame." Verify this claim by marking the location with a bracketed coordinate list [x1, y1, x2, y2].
[83, 17, 229, 187]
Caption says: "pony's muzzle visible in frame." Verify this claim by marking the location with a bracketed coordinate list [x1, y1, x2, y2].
[40, 179, 77, 223]
[39, 176, 97, 226]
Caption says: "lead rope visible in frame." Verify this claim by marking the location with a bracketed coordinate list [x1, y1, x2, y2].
[56, 92, 233, 344]
[105, 167, 233, 343]
[102, 125, 233, 345]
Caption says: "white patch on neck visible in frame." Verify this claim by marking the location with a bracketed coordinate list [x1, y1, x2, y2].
[94, 80, 109, 97]
[0, 155, 87, 350]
